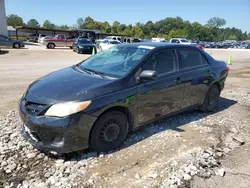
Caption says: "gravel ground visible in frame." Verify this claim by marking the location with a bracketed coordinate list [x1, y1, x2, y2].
[0, 85, 249, 188]
[0, 49, 250, 188]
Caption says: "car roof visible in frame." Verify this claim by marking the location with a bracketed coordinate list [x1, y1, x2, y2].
[120, 42, 198, 49]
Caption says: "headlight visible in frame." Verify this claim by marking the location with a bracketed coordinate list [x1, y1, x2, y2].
[45, 101, 91, 117]
[79, 46, 84, 48]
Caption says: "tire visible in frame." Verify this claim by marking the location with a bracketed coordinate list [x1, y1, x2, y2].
[70, 46, 73, 49]
[90, 111, 129, 152]
[13, 43, 20, 49]
[200, 84, 220, 112]
[47, 43, 55, 49]
[76, 47, 81, 54]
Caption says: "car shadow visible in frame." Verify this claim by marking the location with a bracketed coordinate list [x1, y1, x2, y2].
[24, 42, 42, 46]
[43, 97, 237, 160]
[0, 50, 9, 55]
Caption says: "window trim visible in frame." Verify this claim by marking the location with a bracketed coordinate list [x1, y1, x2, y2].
[177, 48, 208, 70]
[140, 48, 179, 77]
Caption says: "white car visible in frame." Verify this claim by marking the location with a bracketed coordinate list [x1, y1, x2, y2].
[152, 38, 167, 42]
[104, 36, 121, 42]
[170, 38, 193, 44]
[99, 40, 121, 51]
[38, 35, 53, 44]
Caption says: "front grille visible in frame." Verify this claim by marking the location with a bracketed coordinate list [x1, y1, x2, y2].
[23, 99, 47, 115]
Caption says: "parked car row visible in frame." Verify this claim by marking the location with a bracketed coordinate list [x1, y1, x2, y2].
[203, 41, 250, 49]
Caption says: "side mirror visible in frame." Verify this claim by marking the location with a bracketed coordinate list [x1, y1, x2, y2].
[139, 70, 157, 81]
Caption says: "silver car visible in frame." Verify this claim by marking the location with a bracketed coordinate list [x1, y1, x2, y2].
[0, 35, 25, 49]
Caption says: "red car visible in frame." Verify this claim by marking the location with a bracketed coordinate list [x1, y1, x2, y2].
[43, 34, 75, 49]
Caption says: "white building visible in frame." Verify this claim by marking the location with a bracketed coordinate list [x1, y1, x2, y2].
[0, 0, 8, 36]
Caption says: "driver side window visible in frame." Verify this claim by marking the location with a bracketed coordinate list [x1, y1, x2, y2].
[142, 49, 177, 75]
[0, 35, 8, 40]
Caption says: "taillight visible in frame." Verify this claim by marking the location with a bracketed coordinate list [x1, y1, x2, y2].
[226, 66, 230, 72]
[197, 44, 204, 49]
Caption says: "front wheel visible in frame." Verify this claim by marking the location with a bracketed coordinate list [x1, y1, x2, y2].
[13, 43, 20, 49]
[90, 111, 129, 152]
[76, 47, 81, 54]
[47, 43, 55, 49]
[200, 85, 220, 112]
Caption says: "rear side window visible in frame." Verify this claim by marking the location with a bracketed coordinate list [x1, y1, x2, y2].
[142, 49, 176, 75]
[179, 49, 203, 69]
[201, 54, 209, 65]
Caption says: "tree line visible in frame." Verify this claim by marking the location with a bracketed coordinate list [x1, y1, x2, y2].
[7, 14, 250, 41]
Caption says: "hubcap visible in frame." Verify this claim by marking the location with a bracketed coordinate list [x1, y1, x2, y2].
[15, 44, 19, 48]
[100, 120, 120, 143]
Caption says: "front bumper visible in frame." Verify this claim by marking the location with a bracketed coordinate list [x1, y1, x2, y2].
[19, 99, 97, 153]
[78, 46, 96, 54]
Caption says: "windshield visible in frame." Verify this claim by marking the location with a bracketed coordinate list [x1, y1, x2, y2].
[181, 39, 189, 42]
[79, 46, 151, 78]
[78, 39, 91, 44]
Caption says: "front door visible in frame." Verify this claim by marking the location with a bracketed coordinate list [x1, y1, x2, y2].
[177, 48, 212, 109]
[0, 35, 10, 47]
[136, 49, 185, 125]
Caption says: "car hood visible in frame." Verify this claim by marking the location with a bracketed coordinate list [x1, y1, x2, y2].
[27, 66, 115, 103]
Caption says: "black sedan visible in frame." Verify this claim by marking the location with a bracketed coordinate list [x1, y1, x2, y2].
[72, 37, 96, 54]
[19, 43, 229, 153]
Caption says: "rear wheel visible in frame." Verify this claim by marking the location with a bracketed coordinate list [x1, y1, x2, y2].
[90, 111, 129, 152]
[13, 43, 20, 49]
[200, 84, 220, 112]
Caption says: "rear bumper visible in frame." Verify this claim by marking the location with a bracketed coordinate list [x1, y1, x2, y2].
[19, 99, 97, 153]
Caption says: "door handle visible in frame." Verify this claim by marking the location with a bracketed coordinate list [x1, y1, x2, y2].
[175, 77, 181, 83]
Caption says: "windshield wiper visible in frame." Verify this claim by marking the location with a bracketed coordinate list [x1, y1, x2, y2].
[74, 64, 92, 75]
[82, 68, 106, 78]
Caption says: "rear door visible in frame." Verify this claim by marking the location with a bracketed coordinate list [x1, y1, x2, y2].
[177, 47, 212, 109]
[136, 49, 185, 124]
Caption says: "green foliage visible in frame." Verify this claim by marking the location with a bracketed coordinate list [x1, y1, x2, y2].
[111, 21, 121, 33]
[130, 26, 144, 38]
[27, 19, 40, 27]
[7, 14, 24, 28]
[207, 17, 226, 28]
[43, 20, 56, 29]
[10, 14, 248, 41]
[77, 18, 84, 28]
[56, 25, 70, 30]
